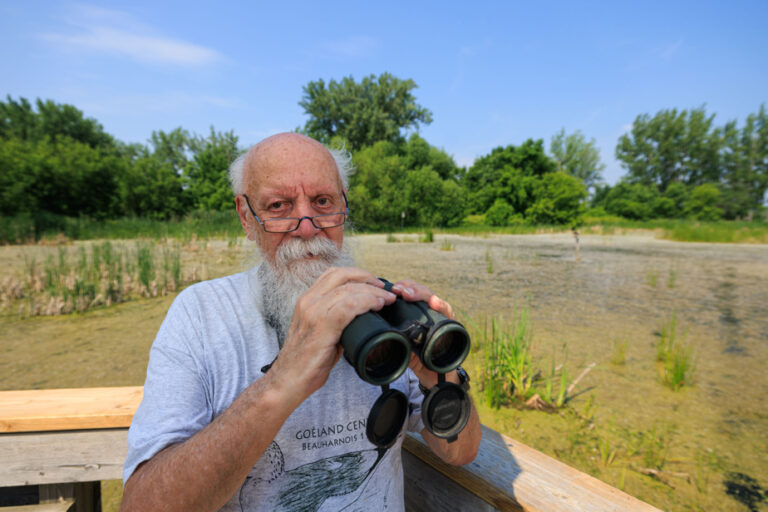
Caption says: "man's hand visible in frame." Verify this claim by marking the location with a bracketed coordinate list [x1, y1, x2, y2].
[391, 278, 482, 466]
[269, 267, 398, 408]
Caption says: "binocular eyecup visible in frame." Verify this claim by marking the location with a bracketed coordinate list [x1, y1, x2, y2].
[340, 278, 472, 448]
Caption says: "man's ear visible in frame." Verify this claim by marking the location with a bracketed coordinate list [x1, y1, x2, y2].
[235, 195, 257, 241]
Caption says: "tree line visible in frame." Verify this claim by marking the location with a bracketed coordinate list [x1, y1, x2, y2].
[1, 76, 766, 236]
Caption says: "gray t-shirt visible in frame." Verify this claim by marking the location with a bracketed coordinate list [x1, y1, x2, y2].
[124, 267, 425, 511]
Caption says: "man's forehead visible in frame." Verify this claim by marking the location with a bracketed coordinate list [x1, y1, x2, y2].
[243, 133, 341, 191]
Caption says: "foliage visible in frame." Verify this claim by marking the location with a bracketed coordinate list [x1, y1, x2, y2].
[185, 128, 241, 211]
[348, 135, 466, 230]
[0, 95, 115, 148]
[616, 106, 720, 189]
[684, 183, 723, 220]
[550, 128, 606, 192]
[462, 139, 585, 226]
[615, 104, 768, 219]
[299, 73, 433, 150]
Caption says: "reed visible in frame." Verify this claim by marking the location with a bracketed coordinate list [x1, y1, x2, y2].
[656, 313, 695, 390]
[7, 240, 198, 316]
[472, 310, 535, 408]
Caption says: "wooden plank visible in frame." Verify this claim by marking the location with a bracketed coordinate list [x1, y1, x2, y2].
[0, 429, 127, 486]
[0, 387, 142, 433]
[1, 499, 74, 512]
[404, 427, 663, 512]
[403, 448, 501, 512]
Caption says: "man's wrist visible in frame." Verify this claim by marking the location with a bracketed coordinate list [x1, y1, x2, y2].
[418, 366, 469, 394]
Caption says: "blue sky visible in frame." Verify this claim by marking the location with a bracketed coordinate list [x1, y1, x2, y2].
[2, 1, 767, 184]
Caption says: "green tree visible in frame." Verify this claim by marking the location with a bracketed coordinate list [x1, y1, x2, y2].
[719, 105, 768, 219]
[525, 172, 587, 225]
[348, 136, 465, 230]
[464, 139, 556, 214]
[601, 182, 660, 220]
[485, 199, 516, 226]
[300, 73, 433, 150]
[550, 129, 605, 193]
[0, 96, 114, 148]
[185, 129, 241, 211]
[685, 183, 723, 220]
[616, 107, 721, 190]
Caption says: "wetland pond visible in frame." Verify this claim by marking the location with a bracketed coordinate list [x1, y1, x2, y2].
[1, 232, 767, 511]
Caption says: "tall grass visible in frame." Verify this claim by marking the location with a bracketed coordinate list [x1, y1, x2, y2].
[656, 313, 696, 390]
[1, 241, 189, 316]
[472, 311, 535, 408]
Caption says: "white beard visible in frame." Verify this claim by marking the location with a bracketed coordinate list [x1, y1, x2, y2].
[258, 236, 355, 346]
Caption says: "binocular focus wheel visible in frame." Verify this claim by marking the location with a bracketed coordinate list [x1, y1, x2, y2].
[421, 382, 471, 440]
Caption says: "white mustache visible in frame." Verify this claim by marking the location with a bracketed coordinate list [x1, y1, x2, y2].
[275, 237, 341, 267]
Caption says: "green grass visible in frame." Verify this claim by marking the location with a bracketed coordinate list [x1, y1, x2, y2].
[580, 217, 768, 244]
[3, 212, 766, 245]
[439, 239, 455, 251]
[469, 311, 535, 408]
[0, 211, 242, 244]
[656, 313, 696, 391]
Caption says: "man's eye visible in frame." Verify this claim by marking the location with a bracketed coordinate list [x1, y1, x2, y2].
[317, 198, 330, 207]
[269, 201, 284, 210]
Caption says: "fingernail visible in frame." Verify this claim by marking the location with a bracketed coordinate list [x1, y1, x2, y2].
[392, 284, 403, 292]
[404, 287, 414, 296]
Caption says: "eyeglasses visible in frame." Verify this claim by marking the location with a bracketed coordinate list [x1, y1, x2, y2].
[242, 192, 349, 233]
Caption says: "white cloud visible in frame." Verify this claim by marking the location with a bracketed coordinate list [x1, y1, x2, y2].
[39, 4, 224, 67]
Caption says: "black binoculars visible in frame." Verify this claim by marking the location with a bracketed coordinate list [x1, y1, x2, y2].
[340, 279, 471, 448]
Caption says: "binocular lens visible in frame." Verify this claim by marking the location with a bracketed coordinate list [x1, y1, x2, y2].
[363, 335, 410, 381]
[423, 323, 470, 373]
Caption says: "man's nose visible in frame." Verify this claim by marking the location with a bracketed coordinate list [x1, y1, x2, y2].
[290, 203, 321, 239]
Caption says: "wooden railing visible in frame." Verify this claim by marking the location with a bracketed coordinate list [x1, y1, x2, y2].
[0, 387, 661, 512]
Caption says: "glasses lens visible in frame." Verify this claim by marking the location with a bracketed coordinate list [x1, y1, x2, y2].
[313, 213, 346, 228]
[263, 218, 298, 233]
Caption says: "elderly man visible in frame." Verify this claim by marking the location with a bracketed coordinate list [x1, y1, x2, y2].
[121, 133, 481, 511]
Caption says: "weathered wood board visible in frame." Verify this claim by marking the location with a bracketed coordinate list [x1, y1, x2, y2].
[0, 429, 127, 486]
[403, 427, 664, 512]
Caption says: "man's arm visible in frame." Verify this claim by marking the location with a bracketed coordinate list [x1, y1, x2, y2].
[121, 267, 397, 512]
[392, 281, 482, 466]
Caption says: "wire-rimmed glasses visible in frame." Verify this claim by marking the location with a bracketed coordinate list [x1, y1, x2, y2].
[242, 192, 349, 233]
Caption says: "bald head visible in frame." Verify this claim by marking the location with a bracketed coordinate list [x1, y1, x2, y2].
[228, 133, 351, 196]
